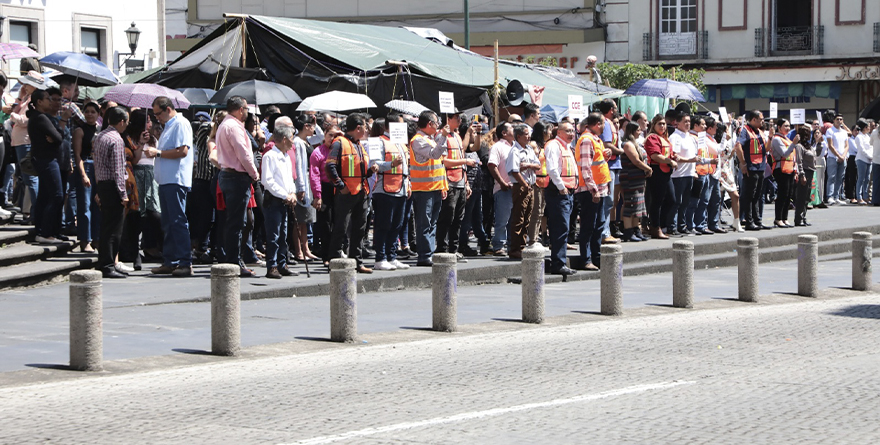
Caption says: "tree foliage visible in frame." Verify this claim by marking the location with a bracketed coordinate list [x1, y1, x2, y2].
[597, 63, 706, 93]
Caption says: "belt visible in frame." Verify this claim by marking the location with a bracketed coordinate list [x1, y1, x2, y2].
[221, 168, 248, 174]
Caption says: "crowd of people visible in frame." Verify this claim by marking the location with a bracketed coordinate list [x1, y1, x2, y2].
[0, 74, 877, 279]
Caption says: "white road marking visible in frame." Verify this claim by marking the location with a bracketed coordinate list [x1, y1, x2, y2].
[284, 380, 696, 445]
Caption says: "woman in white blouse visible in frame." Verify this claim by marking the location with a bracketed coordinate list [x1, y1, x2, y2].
[853, 120, 873, 205]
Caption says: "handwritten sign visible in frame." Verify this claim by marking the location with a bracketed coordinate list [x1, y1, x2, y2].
[697, 131, 707, 149]
[389, 122, 408, 145]
[769, 102, 778, 119]
[790, 109, 806, 125]
[718, 106, 730, 124]
[568, 95, 584, 119]
[816, 111, 824, 125]
[439, 91, 455, 114]
[367, 137, 383, 162]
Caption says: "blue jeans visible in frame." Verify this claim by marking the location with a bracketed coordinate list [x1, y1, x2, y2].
[72, 160, 99, 242]
[544, 187, 573, 271]
[412, 190, 442, 262]
[705, 175, 722, 230]
[826, 158, 846, 201]
[459, 188, 488, 249]
[873, 164, 880, 206]
[603, 169, 619, 236]
[398, 197, 413, 248]
[14, 145, 37, 213]
[671, 176, 694, 230]
[158, 183, 192, 267]
[576, 190, 605, 267]
[262, 199, 288, 269]
[688, 175, 708, 231]
[372, 193, 406, 262]
[491, 189, 513, 250]
[1, 162, 14, 202]
[32, 157, 62, 238]
[219, 171, 253, 266]
[856, 160, 872, 202]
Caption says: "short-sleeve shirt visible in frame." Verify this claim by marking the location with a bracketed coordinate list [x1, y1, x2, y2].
[488, 140, 513, 193]
[602, 119, 621, 169]
[825, 126, 848, 159]
[155, 113, 194, 187]
[506, 142, 539, 185]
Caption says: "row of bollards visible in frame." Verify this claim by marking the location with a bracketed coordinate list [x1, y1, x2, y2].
[68, 233, 875, 371]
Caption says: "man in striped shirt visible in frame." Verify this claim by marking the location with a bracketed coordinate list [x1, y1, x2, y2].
[93, 107, 129, 279]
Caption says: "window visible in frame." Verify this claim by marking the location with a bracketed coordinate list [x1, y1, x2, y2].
[659, 0, 698, 57]
[81, 28, 102, 61]
[771, 0, 814, 54]
[9, 21, 33, 46]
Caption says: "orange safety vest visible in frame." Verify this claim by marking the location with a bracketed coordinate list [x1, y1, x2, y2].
[335, 135, 368, 195]
[646, 133, 673, 173]
[535, 146, 549, 188]
[540, 138, 578, 189]
[608, 126, 619, 161]
[693, 133, 714, 176]
[743, 125, 766, 166]
[409, 133, 448, 192]
[772, 134, 796, 174]
[575, 130, 611, 187]
[445, 132, 465, 183]
[379, 135, 406, 193]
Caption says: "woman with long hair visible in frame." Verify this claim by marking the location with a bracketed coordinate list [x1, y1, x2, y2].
[793, 125, 816, 225]
[619, 121, 652, 241]
[117, 108, 148, 270]
[770, 118, 799, 228]
[71, 102, 101, 251]
[27, 88, 66, 243]
[854, 120, 873, 205]
[310, 123, 342, 267]
[643, 114, 677, 239]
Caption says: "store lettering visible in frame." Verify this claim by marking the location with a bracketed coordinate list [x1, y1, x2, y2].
[836, 65, 880, 81]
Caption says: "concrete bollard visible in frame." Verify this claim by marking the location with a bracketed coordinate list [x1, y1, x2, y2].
[330, 259, 358, 342]
[737, 238, 760, 302]
[521, 243, 546, 324]
[600, 244, 623, 316]
[672, 241, 694, 308]
[852, 232, 873, 291]
[432, 253, 458, 332]
[211, 264, 241, 356]
[797, 235, 818, 297]
[69, 270, 103, 371]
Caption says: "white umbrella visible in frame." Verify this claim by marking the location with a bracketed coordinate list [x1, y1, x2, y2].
[297, 91, 376, 112]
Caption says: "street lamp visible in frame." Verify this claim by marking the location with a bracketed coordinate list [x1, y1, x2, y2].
[125, 22, 141, 55]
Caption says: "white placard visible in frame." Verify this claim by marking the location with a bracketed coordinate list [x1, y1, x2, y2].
[568, 95, 584, 119]
[718, 106, 730, 124]
[389, 122, 408, 145]
[816, 111, 824, 125]
[367, 137, 383, 161]
[439, 91, 455, 114]
[697, 131, 707, 149]
[790, 109, 806, 125]
[769, 102, 778, 119]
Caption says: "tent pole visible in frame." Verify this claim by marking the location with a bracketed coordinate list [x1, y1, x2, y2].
[493, 40, 499, 126]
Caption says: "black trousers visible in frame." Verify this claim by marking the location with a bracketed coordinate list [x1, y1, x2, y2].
[315, 181, 335, 262]
[647, 166, 673, 229]
[741, 171, 764, 226]
[436, 187, 467, 254]
[845, 155, 858, 200]
[795, 170, 814, 225]
[96, 181, 125, 272]
[330, 188, 369, 265]
[773, 169, 795, 222]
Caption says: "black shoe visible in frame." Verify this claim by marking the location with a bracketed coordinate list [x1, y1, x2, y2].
[634, 228, 650, 241]
[610, 221, 625, 239]
[278, 267, 298, 276]
[460, 247, 480, 256]
[745, 224, 761, 231]
[240, 267, 256, 278]
[56, 234, 70, 242]
[551, 266, 577, 276]
[266, 267, 282, 279]
[758, 224, 773, 230]
[102, 269, 127, 279]
[416, 259, 434, 267]
[697, 228, 714, 235]
[710, 227, 728, 234]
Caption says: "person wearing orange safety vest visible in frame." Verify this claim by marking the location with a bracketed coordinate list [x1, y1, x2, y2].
[409, 110, 450, 267]
[542, 121, 578, 275]
[573, 112, 612, 271]
[436, 112, 480, 262]
[326, 113, 378, 274]
[699, 116, 727, 234]
[369, 114, 411, 272]
[734, 110, 769, 231]
[686, 115, 720, 236]
[770, 118, 801, 228]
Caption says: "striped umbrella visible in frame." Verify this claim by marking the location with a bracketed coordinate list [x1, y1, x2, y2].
[0, 42, 39, 61]
[103, 83, 191, 109]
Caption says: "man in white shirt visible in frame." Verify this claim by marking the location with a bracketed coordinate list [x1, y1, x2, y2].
[824, 114, 849, 204]
[506, 123, 540, 259]
[260, 125, 299, 279]
[668, 113, 699, 234]
[871, 121, 880, 205]
[543, 122, 578, 276]
[488, 122, 515, 256]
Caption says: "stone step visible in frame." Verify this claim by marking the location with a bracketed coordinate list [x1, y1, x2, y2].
[0, 240, 78, 268]
[0, 227, 32, 247]
[0, 254, 97, 291]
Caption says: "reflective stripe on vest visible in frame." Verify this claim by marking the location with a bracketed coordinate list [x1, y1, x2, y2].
[575, 131, 611, 187]
[335, 136, 367, 195]
[543, 138, 578, 189]
[380, 136, 405, 193]
[772, 134, 796, 174]
[445, 132, 465, 183]
[744, 125, 766, 166]
[409, 133, 447, 192]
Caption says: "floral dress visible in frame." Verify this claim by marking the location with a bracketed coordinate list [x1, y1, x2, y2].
[717, 136, 738, 193]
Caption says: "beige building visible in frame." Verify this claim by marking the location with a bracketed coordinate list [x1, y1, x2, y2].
[603, 0, 880, 121]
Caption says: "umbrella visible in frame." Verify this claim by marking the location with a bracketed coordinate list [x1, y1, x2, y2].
[539, 104, 569, 124]
[623, 79, 705, 102]
[39, 51, 119, 87]
[210, 80, 301, 106]
[177, 88, 217, 106]
[0, 42, 39, 61]
[103, 83, 191, 109]
[385, 99, 429, 117]
[297, 91, 376, 112]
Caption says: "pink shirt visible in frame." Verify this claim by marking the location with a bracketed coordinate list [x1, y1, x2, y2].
[215, 114, 258, 179]
[309, 143, 332, 200]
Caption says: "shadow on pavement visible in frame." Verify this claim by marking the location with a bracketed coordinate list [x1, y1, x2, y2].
[293, 336, 335, 342]
[571, 310, 604, 316]
[490, 318, 530, 323]
[172, 348, 213, 356]
[399, 326, 435, 332]
[828, 304, 880, 320]
[25, 363, 73, 371]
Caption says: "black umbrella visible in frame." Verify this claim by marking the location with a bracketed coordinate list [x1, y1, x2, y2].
[177, 88, 217, 106]
[209, 80, 301, 106]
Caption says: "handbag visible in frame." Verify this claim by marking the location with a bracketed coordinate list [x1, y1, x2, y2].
[19, 150, 37, 176]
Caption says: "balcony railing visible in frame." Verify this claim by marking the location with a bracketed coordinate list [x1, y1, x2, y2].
[755, 28, 766, 57]
[771, 25, 823, 55]
[874, 23, 879, 53]
[643, 32, 653, 61]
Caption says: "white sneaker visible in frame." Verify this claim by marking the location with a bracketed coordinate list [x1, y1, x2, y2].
[374, 260, 397, 271]
[115, 262, 135, 274]
[0, 208, 11, 218]
[391, 259, 410, 270]
[837, 198, 848, 205]
[34, 235, 63, 244]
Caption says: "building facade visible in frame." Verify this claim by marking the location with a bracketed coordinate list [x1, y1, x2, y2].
[603, 0, 880, 121]
[0, 0, 166, 79]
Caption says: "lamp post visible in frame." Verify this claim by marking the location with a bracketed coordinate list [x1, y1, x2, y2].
[463, 0, 470, 49]
[118, 22, 141, 74]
